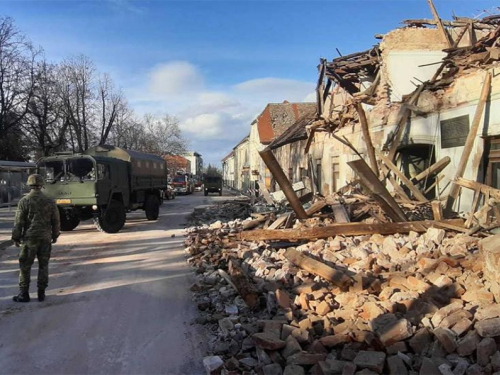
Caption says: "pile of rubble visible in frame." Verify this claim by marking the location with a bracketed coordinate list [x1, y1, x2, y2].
[185, 210, 500, 375]
[187, 200, 254, 227]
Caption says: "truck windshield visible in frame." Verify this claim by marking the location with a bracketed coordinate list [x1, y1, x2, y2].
[38, 160, 64, 182]
[173, 176, 185, 183]
[38, 158, 96, 183]
[206, 176, 222, 183]
[66, 158, 96, 182]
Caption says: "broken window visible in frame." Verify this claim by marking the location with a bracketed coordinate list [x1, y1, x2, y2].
[397, 144, 436, 199]
[316, 161, 322, 193]
[332, 157, 340, 193]
[485, 138, 500, 189]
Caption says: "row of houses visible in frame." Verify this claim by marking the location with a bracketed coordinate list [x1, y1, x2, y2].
[222, 8, 500, 215]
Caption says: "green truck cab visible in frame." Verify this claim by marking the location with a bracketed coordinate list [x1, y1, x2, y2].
[37, 145, 167, 233]
[204, 175, 223, 196]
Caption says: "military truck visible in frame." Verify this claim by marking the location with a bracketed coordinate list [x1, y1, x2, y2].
[37, 145, 168, 233]
[204, 175, 223, 196]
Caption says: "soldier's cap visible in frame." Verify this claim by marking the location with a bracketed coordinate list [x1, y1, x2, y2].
[27, 174, 45, 187]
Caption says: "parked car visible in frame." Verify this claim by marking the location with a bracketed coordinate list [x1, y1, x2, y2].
[165, 184, 176, 200]
[194, 177, 203, 192]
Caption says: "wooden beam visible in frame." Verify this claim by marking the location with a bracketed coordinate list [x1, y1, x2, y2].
[388, 175, 412, 203]
[267, 213, 291, 230]
[348, 158, 408, 222]
[412, 156, 451, 184]
[305, 199, 328, 216]
[355, 103, 378, 173]
[387, 85, 425, 161]
[284, 248, 352, 289]
[331, 203, 350, 223]
[304, 129, 316, 154]
[431, 201, 443, 221]
[445, 72, 492, 212]
[426, 0, 453, 47]
[238, 219, 465, 242]
[452, 25, 469, 48]
[377, 151, 428, 203]
[228, 260, 260, 310]
[454, 177, 500, 201]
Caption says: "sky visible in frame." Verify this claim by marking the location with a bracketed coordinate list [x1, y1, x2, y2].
[2, 0, 498, 166]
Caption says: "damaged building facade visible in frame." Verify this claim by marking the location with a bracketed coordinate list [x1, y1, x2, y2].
[224, 13, 500, 221]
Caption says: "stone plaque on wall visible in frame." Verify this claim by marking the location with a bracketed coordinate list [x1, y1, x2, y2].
[440, 115, 470, 149]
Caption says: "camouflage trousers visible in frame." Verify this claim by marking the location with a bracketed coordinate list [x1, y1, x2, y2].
[18, 239, 52, 290]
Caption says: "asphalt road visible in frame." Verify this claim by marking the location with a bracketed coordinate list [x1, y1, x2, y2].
[0, 190, 237, 374]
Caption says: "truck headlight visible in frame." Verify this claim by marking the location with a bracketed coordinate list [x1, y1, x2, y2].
[92, 205, 98, 211]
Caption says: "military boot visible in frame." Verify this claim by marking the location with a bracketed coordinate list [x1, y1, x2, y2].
[37, 289, 45, 302]
[13, 289, 30, 303]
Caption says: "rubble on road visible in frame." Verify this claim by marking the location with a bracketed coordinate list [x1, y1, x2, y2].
[185, 200, 500, 375]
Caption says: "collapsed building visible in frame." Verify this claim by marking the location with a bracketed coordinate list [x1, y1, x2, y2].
[204, 6, 500, 375]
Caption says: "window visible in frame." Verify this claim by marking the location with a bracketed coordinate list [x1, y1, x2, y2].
[332, 157, 340, 193]
[38, 160, 64, 182]
[300, 167, 308, 180]
[66, 158, 96, 181]
[97, 164, 109, 180]
[316, 161, 322, 193]
[486, 138, 500, 189]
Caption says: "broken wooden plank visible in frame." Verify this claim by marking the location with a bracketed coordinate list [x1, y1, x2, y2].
[260, 187, 275, 205]
[445, 71, 492, 213]
[465, 190, 481, 228]
[454, 177, 500, 201]
[242, 216, 268, 231]
[228, 260, 260, 310]
[431, 201, 443, 221]
[387, 85, 425, 161]
[305, 199, 328, 216]
[284, 248, 352, 289]
[238, 219, 464, 242]
[348, 158, 408, 222]
[260, 148, 308, 219]
[267, 213, 291, 230]
[426, 0, 453, 47]
[432, 221, 469, 233]
[412, 156, 451, 184]
[331, 203, 350, 223]
[377, 151, 428, 203]
[388, 175, 412, 203]
[356, 103, 378, 173]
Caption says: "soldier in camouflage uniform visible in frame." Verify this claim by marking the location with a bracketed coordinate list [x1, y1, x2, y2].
[11, 174, 60, 302]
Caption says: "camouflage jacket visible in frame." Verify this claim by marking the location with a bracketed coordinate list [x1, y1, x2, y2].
[12, 190, 60, 243]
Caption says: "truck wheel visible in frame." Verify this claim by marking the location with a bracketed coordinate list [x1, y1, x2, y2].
[219, 191, 222, 196]
[145, 195, 160, 220]
[59, 208, 80, 231]
[94, 200, 126, 233]
[204, 191, 208, 196]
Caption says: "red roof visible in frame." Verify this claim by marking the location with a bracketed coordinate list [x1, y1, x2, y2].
[256, 102, 316, 145]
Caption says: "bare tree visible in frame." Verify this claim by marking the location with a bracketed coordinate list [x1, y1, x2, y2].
[23, 60, 69, 157]
[59, 55, 96, 152]
[97, 73, 126, 145]
[142, 114, 188, 155]
[0, 16, 40, 160]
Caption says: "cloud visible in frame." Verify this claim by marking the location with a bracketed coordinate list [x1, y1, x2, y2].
[127, 61, 315, 164]
[235, 77, 315, 103]
[148, 61, 203, 97]
[180, 113, 224, 138]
